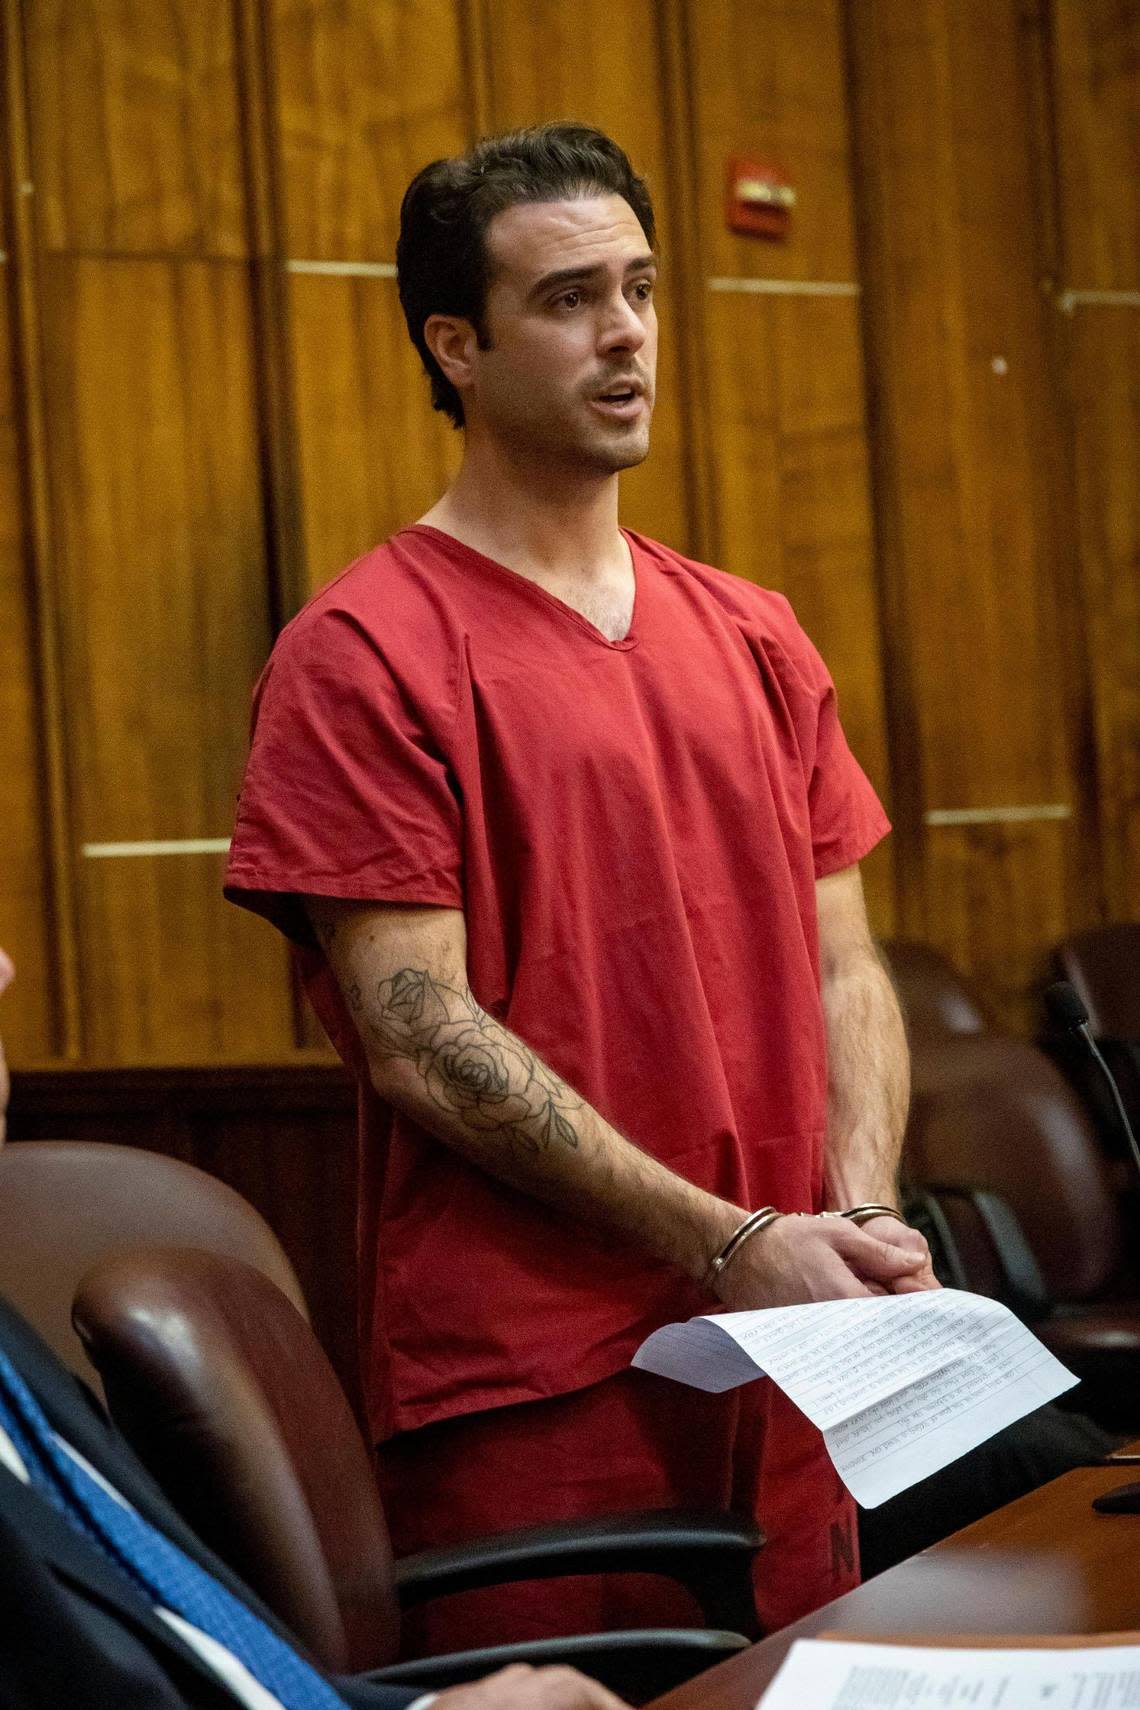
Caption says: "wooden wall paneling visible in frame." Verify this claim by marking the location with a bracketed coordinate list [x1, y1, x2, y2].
[479, 0, 696, 552]
[685, 0, 896, 931]
[38, 255, 295, 1061]
[0, 234, 56, 1061]
[702, 288, 895, 929]
[265, 0, 472, 610]
[231, 0, 303, 636]
[287, 273, 462, 588]
[1049, 0, 1140, 922]
[1065, 308, 1140, 919]
[1050, 0, 1140, 293]
[24, 0, 247, 257]
[689, 0, 860, 287]
[269, 0, 474, 264]
[846, 0, 1087, 1026]
[231, 0, 320, 1064]
[1, 0, 81, 1061]
[656, 0, 716, 560]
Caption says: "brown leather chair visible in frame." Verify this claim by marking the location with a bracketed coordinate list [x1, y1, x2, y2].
[881, 938, 991, 1045]
[73, 1247, 763, 1698]
[0, 1140, 306, 1383]
[881, 947, 1140, 1427]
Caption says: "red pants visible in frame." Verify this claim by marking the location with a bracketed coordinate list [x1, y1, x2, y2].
[376, 1370, 858, 1656]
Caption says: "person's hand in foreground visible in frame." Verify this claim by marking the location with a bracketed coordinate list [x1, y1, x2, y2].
[435, 1664, 632, 1710]
[0, 948, 12, 1144]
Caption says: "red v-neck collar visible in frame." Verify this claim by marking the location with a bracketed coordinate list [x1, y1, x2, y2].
[404, 525, 640, 651]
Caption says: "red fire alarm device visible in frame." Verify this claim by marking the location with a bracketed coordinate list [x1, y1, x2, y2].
[725, 157, 795, 239]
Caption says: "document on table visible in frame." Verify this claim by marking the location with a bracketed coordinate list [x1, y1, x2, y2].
[759, 1639, 1140, 1710]
[632, 1289, 1076, 1506]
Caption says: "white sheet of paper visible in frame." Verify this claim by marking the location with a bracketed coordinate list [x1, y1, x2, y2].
[759, 1639, 1140, 1710]
[632, 1290, 1076, 1506]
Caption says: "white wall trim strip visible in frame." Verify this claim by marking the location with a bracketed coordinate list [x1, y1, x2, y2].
[1056, 288, 1140, 314]
[707, 277, 860, 298]
[924, 805, 1072, 827]
[285, 259, 397, 278]
[82, 839, 232, 858]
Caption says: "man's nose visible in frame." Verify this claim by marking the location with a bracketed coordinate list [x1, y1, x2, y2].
[597, 294, 647, 355]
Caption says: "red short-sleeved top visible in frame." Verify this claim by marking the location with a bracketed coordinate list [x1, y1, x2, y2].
[226, 527, 889, 1441]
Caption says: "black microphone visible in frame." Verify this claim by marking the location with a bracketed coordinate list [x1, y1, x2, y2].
[1045, 981, 1140, 1516]
[1044, 980, 1140, 1186]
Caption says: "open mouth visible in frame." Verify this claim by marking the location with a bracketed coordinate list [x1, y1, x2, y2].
[591, 383, 644, 417]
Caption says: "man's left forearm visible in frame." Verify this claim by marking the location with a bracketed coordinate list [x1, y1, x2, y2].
[820, 942, 909, 1210]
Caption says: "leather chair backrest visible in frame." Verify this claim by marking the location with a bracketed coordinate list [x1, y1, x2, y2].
[881, 940, 990, 1043]
[73, 1247, 400, 1676]
[1056, 924, 1140, 1038]
[904, 1034, 1121, 1300]
[0, 1142, 307, 1381]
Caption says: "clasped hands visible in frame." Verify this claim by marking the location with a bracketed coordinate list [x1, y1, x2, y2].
[712, 1207, 939, 1311]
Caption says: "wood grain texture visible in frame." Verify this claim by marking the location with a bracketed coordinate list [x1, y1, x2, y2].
[686, 0, 859, 282]
[851, 0, 1076, 805]
[481, 0, 672, 231]
[687, 2, 894, 930]
[39, 254, 295, 1060]
[1065, 309, 1140, 922]
[846, 0, 1090, 1019]
[702, 288, 894, 930]
[920, 819, 1079, 1032]
[24, 0, 247, 257]
[702, 294, 885, 762]
[1050, 4, 1140, 922]
[0, 276, 56, 1060]
[1, 0, 85, 1062]
[1051, 0, 1140, 290]
[268, 0, 472, 261]
[287, 273, 462, 596]
[649, 1457, 1140, 1710]
[77, 854, 296, 1063]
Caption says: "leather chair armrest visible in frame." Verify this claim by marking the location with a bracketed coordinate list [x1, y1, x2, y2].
[394, 1508, 764, 1638]
[905, 1184, 1049, 1321]
[366, 1626, 751, 1702]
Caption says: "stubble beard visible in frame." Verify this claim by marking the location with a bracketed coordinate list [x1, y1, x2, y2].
[522, 406, 653, 480]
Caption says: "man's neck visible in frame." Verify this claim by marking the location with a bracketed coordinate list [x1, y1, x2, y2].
[417, 438, 627, 584]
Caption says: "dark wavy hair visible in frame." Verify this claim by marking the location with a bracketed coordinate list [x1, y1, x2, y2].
[396, 123, 656, 428]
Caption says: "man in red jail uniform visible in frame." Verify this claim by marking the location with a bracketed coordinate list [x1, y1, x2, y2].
[225, 123, 936, 1652]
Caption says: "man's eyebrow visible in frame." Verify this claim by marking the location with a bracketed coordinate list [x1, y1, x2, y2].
[526, 254, 658, 301]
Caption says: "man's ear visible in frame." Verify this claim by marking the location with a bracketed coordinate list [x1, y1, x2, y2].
[423, 314, 481, 395]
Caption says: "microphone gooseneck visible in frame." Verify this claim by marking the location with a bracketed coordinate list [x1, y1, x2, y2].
[1045, 980, 1140, 1187]
[1048, 979, 1140, 1516]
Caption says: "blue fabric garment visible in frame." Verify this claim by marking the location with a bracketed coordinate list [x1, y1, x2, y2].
[0, 1345, 348, 1709]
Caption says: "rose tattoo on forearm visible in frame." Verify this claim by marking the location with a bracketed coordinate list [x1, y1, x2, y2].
[368, 968, 580, 1154]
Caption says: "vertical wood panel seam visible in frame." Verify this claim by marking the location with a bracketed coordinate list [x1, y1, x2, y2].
[232, 0, 313, 1055]
[458, 0, 494, 138]
[232, 0, 303, 634]
[840, 0, 926, 937]
[1023, 0, 1106, 923]
[655, 0, 716, 563]
[1, 0, 83, 1058]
